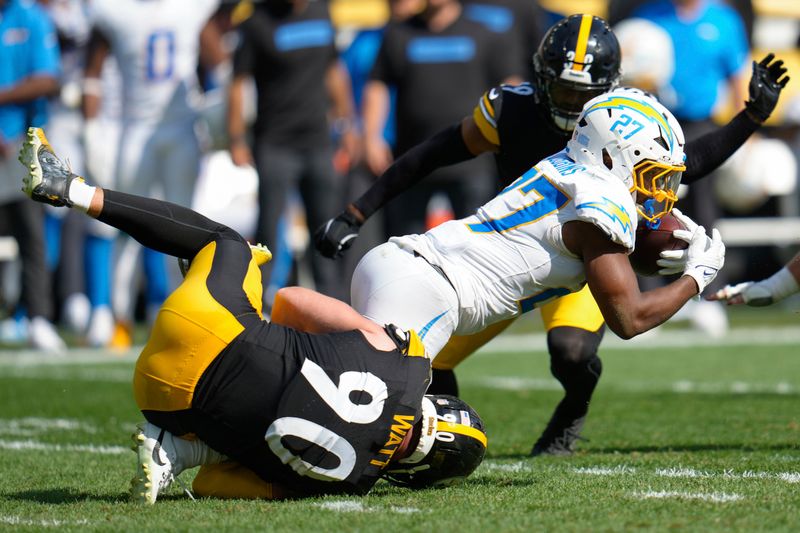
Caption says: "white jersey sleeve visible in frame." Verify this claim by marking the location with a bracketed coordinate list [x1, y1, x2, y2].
[572, 169, 637, 251]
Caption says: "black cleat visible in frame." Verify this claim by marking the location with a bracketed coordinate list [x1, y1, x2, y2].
[18, 127, 82, 207]
[530, 415, 587, 457]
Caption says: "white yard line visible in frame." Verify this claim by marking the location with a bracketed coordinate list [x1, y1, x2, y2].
[0, 439, 128, 455]
[572, 464, 800, 483]
[481, 461, 531, 473]
[481, 461, 800, 485]
[315, 501, 419, 514]
[0, 417, 97, 436]
[0, 367, 133, 382]
[477, 326, 800, 354]
[573, 465, 637, 475]
[655, 467, 800, 483]
[0, 516, 90, 527]
[0, 348, 139, 367]
[632, 490, 743, 503]
[467, 376, 798, 395]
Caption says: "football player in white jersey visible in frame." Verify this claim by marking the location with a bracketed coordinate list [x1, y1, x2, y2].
[82, 0, 227, 344]
[43, 0, 124, 346]
[351, 88, 726, 358]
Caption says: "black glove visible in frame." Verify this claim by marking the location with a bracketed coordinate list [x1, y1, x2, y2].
[745, 53, 790, 123]
[314, 210, 362, 259]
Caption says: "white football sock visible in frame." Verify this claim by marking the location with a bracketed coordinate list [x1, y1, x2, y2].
[68, 179, 97, 212]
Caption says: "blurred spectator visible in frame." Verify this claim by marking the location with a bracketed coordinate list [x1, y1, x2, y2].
[39, 0, 91, 338]
[40, 0, 107, 346]
[83, 0, 226, 347]
[609, 0, 754, 44]
[633, 0, 751, 336]
[0, 0, 65, 351]
[363, 0, 523, 238]
[462, 0, 547, 78]
[337, 0, 423, 297]
[613, 17, 675, 95]
[227, 0, 358, 303]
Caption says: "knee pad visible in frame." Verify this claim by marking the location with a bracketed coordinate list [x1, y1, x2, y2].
[548, 326, 604, 387]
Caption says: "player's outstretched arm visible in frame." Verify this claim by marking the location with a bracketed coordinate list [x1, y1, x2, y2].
[682, 53, 789, 185]
[314, 117, 488, 258]
[709, 252, 800, 306]
[567, 219, 725, 339]
[272, 286, 397, 351]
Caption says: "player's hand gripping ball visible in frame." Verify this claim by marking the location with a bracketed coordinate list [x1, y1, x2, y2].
[629, 210, 689, 277]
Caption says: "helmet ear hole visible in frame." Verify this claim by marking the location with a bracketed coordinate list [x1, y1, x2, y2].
[602, 148, 613, 170]
[381, 395, 487, 489]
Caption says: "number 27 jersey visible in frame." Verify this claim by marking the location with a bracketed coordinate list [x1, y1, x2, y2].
[391, 151, 638, 334]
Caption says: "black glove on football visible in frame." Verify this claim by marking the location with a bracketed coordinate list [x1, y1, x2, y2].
[745, 53, 789, 123]
[314, 210, 362, 259]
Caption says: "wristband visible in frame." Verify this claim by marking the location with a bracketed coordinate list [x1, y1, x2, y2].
[760, 266, 800, 302]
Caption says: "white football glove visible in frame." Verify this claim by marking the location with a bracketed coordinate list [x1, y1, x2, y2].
[710, 267, 800, 306]
[682, 225, 725, 294]
[656, 208, 695, 275]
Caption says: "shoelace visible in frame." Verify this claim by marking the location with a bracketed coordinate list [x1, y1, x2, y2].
[174, 476, 195, 501]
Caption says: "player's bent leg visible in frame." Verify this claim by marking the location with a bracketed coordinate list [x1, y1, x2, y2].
[193, 462, 293, 500]
[533, 286, 605, 456]
[429, 318, 517, 395]
[351, 242, 459, 358]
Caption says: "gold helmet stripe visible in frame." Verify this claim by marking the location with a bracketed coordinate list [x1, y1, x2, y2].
[572, 14, 594, 70]
[436, 420, 488, 448]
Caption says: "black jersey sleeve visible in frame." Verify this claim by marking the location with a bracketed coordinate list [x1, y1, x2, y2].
[471, 85, 504, 146]
[233, 19, 256, 77]
[682, 110, 761, 185]
[352, 123, 475, 219]
[368, 22, 400, 85]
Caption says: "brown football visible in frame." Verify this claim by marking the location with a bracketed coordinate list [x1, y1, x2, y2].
[629, 212, 688, 277]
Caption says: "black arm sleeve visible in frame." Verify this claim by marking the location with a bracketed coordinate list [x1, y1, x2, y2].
[682, 110, 760, 185]
[353, 123, 476, 219]
[98, 189, 244, 259]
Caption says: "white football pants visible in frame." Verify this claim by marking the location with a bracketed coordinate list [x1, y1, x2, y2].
[351, 242, 459, 359]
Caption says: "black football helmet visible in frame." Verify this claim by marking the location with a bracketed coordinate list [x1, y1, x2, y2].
[533, 14, 622, 132]
[383, 395, 487, 489]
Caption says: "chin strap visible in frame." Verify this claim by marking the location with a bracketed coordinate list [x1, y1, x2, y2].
[642, 199, 662, 229]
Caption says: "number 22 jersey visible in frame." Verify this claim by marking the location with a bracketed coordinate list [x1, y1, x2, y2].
[390, 150, 638, 335]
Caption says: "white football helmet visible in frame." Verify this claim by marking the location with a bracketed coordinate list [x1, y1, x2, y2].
[566, 87, 686, 223]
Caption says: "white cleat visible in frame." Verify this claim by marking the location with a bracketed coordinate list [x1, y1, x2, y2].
[28, 316, 67, 354]
[129, 421, 223, 503]
[129, 422, 180, 504]
[85, 305, 114, 348]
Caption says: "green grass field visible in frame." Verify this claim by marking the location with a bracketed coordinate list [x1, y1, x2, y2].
[1, 310, 799, 532]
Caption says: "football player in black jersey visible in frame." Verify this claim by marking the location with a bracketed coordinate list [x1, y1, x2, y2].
[19, 128, 488, 503]
[316, 14, 789, 455]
